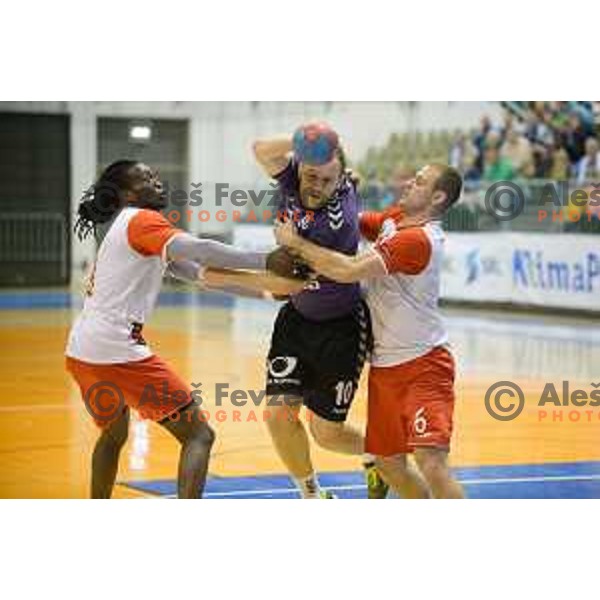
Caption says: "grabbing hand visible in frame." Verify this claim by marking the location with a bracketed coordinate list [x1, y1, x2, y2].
[274, 220, 301, 249]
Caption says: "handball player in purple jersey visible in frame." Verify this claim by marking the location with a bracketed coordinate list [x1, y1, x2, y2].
[254, 124, 386, 499]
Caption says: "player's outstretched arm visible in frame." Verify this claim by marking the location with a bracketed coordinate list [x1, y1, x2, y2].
[167, 259, 303, 298]
[166, 233, 268, 271]
[203, 268, 305, 296]
[167, 258, 204, 282]
[275, 221, 386, 283]
[252, 138, 293, 177]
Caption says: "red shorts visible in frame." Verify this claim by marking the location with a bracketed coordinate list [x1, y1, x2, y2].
[65, 355, 194, 429]
[365, 346, 455, 457]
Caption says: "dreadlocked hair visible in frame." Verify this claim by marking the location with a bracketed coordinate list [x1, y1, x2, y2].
[74, 160, 138, 241]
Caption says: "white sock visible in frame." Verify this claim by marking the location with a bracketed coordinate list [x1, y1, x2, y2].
[295, 473, 321, 499]
[362, 453, 376, 467]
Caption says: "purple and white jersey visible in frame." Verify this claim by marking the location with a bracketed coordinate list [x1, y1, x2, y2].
[274, 160, 361, 321]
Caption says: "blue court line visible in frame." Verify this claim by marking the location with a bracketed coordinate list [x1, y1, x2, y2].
[121, 460, 600, 499]
[0, 291, 76, 309]
[0, 290, 236, 310]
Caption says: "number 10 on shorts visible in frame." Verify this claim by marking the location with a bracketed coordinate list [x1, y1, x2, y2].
[334, 380, 354, 406]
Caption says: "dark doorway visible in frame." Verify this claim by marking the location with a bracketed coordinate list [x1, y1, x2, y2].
[0, 112, 70, 286]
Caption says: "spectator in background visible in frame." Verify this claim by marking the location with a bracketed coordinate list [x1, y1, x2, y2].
[362, 170, 384, 208]
[532, 142, 553, 177]
[549, 143, 571, 181]
[563, 112, 588, 165]
[575, 137, 600, 185]
[525, 109, 554, 147]
[501, 124, 534, 177]
[592, 102, 600, 125]
[570, 102, 595, 134]
[532, 101, 547, 119]
[449, 131, 480, 187]
[449, 131, 476, 172]
[500, 111, 514, 143]
[485, 129, 502, 151]
[472, 115, 492, 176]
[483, 143, 515, 182]
[548, 102, 569, 131]
[522, 111, 552, 177]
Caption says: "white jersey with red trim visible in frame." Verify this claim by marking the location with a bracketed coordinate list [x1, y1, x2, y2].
[66, 207, 179, 364]
[366, 219, 448, 367]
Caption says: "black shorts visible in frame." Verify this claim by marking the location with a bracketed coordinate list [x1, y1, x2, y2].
[265, 300, 372, 422]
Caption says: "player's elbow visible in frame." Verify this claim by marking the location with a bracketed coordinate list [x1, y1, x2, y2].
[253, 140, 288, 176]
[252, 140, 269, 165]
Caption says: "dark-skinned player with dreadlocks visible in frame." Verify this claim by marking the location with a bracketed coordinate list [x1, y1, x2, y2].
[66, 160, 305, 499]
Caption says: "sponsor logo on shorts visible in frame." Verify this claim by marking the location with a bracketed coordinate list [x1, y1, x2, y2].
[268, 356, 299, 379]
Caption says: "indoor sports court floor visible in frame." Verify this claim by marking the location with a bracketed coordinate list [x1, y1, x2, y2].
[1, 288, 599, 499]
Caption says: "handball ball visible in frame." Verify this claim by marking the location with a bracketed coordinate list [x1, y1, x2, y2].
[293, 123, 339, 166]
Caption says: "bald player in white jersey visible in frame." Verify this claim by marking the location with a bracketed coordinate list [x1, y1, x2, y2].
[275, 164, 465, 499]
[67, 160, 302, 499]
